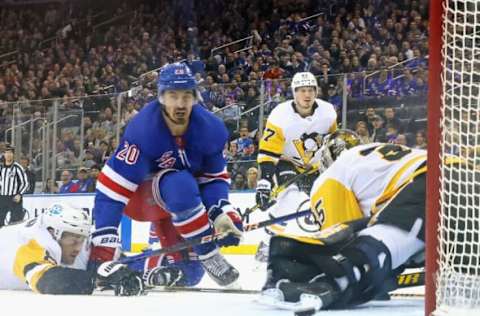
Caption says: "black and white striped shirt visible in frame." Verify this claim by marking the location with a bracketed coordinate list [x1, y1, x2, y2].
[0, 162, 29, 196]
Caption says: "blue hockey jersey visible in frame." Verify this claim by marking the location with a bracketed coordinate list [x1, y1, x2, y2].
[94, 100, 230, 229]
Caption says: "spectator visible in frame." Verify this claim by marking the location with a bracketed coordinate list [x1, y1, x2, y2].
[236, 126, 254, 159]
[326, 84, 341, 110]
[19, 156, 36, 194]
[246, 167, 258, 190]
[385, 124, 399, 143]
[73, 167, 93, 193]
[414, 130, 427, 149]
[355, 121, 371, 144]
[370, 115, 387, 142]
[383, 107, 402, 132]
[225, 141, 240, 162]
[43, 178, 59, 194]
[82, 149, 97, 168]
[99, 140, 111, 163]
[395, 134, 408, 146]
[263, 61, 285, 80]
[88, 165, 100, 192]
[363, 107, 377, 133]
[122, 101, 139, 125]
[231, 172, 247, 190]
[58, 170, 75, 193]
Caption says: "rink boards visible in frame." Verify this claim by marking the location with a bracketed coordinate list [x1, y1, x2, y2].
[22, 192, 267, 254]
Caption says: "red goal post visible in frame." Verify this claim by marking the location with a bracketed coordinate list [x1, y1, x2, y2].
[427, 1, 480, 315]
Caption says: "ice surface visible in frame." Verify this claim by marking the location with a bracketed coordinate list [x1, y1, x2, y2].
[0, 255, 425, 316]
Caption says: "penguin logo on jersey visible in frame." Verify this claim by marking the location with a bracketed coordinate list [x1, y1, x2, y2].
[292, 132, 323, 165]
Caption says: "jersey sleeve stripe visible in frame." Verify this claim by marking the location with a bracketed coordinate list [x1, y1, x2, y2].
[197, 176, 231, 185]
[98, 172, 135, 198]
[91, 227, 118, 238]
[172, 207, 210, 238]
[173, 205, 206, 225]
[96, 181, 130, 204]
[25, 263, 53, 289]
[23, 262, 40, 277]
[196, 170, 231, 185]
[102, 165, 138, 191]
[202, 168, 229, 177]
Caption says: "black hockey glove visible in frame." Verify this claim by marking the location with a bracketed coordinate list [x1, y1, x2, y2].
[256, 179, 273, 211]
[96, 261, 145, 296]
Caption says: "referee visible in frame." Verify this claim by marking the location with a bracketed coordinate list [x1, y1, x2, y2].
[0, 144, 29, 228]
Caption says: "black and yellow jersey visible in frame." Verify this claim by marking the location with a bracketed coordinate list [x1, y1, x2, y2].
[310, 143, 427, 230]
[0, 218, 91, 294]
[258, 99, 337, 167]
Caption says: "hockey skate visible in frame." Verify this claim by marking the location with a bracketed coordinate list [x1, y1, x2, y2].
[200, 252, 239, 287]
[256, 279, 338, 312]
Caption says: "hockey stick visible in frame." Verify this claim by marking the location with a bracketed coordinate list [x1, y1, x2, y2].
[395, 271, 425, 288]
[242, 164, 316, 222]
[119, 209, 311, 264]
[148, 271, 425, 295]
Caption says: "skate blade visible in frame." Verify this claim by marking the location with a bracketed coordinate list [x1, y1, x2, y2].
[255, 292, 322, 312]
[225, 281, 242, 290]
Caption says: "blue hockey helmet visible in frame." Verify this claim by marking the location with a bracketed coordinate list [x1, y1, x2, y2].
[157, 62, 197, 97]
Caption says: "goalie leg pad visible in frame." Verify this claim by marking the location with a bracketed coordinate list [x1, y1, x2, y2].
[334, 235, 393, 308]
[265, 236, 347, 289]
[264, 235, 394, 310]
[264, 258, 320, 290]
[291, 235, 393, 309]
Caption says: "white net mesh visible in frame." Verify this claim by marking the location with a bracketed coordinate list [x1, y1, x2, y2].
[436, 0, 480, 313]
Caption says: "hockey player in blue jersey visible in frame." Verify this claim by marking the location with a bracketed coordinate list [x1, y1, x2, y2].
[89, 62, 243, 289]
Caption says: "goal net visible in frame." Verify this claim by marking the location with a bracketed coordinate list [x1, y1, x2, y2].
[426, 0, 480, 315]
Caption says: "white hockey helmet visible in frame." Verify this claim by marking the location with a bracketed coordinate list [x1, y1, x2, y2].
[291, 72, 318, 97]
[41, 203, 91, 240]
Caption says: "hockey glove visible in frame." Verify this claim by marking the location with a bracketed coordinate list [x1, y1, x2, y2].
[256, 179, 273, 211]
[97, 261, 145, 296]
[208, 200, 244, 247]
[89, 227, 122, 269]
[143, 266, 183, 287]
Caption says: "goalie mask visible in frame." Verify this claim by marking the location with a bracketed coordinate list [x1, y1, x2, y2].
[319, 129, 362, 168]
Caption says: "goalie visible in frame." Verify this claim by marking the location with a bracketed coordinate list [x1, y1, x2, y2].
[259, 130, 430, 311]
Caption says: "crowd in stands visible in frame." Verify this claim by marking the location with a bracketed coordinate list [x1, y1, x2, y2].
[0, 0, 431, 193]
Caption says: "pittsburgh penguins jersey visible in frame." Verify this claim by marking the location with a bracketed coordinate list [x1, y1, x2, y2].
[258, 99, 337, 167]
[310, 143, 427, 230]
[0, 218, 88, 292]
[94, 101, 230, 229]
